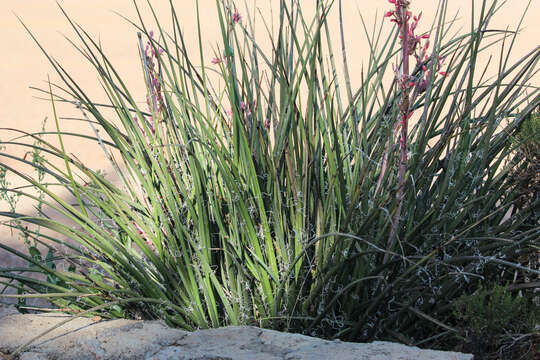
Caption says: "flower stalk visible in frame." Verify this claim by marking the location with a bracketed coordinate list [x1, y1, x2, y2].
[384, 0, 412, 263]
[383, 0, 444, 262]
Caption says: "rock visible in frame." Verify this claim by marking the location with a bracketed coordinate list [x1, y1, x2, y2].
[0, 304, 473, 360]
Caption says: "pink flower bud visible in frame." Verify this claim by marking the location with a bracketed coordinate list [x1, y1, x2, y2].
[134, 222, 144, 235]
[232, 10, 242, 24]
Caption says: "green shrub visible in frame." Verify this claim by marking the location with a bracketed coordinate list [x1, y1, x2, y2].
[453, 283, 539, 359]
[0, 0, 538, 354]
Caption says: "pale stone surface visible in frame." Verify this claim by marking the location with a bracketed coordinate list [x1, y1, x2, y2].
[0, 304, 472, 360]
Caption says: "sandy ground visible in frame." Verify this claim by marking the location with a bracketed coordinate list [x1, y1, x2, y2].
[0, 0, 539, 297]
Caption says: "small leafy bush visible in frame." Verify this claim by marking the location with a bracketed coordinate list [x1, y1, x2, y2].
[0, 0, 539, 355]
[453, 283, 539, 359]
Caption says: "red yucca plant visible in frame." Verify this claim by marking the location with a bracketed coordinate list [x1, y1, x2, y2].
[0, 1, 538, 357]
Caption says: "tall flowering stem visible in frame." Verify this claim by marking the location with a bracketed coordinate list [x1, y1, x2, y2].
[384, 0, 421, 263]
[378, 1, 447, 262]
[137, 31, 165, 135]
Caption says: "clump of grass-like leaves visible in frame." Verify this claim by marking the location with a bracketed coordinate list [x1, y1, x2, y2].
[1, 0, 538, 353]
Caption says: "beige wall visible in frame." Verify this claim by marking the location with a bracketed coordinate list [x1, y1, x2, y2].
[3, 0, 539, 130]
[1, 0, 539, 255]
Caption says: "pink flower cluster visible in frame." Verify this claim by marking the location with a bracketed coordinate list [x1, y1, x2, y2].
[211, 10, 241, 65]
[133, 221, 158, 251]
[134, 30, 167, 138]
[223, 100, 271, 131]
[385, 0, 447, 94]
[225, 100, 256, 117]
[239, 101, 253, 116]
[144, 31, 165, 117]
[144, 31, 164, 58]
[133, 115, 155, 137]
[385, 1, 428, 53]
[231, 9, 242, 24]
[211, 55, 230, 65]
